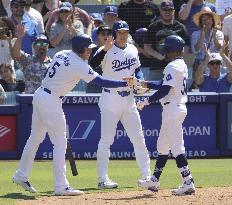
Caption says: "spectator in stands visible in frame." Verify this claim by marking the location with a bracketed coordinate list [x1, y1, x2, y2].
[133, 27, 152, 80]
[215, 0, 232, 21]
[0, 63, 25, 92]
[191, 7, 223, 83]
[0, 63, 25, 104]
[195, 44, 232, 92]
[103, 6, 118, 29]
[0, 0, 8, 16]
[173, 0, 188, 20]
[223, 14, 232, 61]
[144, 0, 190, 80]
[89, 13, 104, 44]
[0, 84, 6, 104]
[179, 0, 216, 37]
[12, 25, 51, 93]
[86, 25, 113, 93]
[24, 0, 44, 34]
[32, 0, 59, 27]
[48, 2, 84, 57]
[0, 17, 16, 68]
[118, 0, 160, 36]
[45, 0, 91, 35]
[10, 0, 39, 55]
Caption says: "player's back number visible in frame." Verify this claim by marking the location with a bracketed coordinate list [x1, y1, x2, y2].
[47, 61, 61, 78]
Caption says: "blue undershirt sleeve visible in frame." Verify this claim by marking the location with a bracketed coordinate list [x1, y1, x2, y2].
[148, 85, 172, 104]
[135, 68, 144, 80]
[90, 76, 127, 88]
[146, 80, 163, 90]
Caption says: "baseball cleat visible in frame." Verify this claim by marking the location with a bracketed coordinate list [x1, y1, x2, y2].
[12, 176, 37, 193]
[54, 186, 84, 196]
[138, 176, 160, 192]
[171, 182, 196, 196]
[98, 178, 118, 189]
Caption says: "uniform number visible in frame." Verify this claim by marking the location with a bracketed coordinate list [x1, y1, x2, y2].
[48, 61, 61, 78]
[181, 77, 187, 95]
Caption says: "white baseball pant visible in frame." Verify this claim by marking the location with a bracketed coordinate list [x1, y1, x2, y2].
[157, 103, 187, 157]
[97, 92, 151, 182]
[15, 88, 69, 192]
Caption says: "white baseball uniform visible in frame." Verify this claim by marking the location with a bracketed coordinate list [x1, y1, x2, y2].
[97, 43, 151, 182]
[158, 57, 188, 157]
[14, 50, 102, 192]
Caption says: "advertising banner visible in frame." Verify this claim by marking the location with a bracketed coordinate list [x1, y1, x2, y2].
[34, 95, 218, 159]
[0, 116, 17, 151]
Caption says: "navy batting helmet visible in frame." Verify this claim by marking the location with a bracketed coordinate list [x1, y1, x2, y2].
[134, 28, 147, 47]
[112, 20, 129, 39]
[72, 34, 96, 54]
[162, 35, 185, 55]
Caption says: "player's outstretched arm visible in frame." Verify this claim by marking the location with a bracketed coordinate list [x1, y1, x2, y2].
[90, 75, 127, 88]
[137, 85, 171, 110]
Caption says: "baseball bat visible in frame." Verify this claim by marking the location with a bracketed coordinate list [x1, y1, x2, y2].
[66, 141, 78, 176]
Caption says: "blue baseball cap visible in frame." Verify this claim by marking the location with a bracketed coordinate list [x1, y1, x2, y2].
[58, 2, 73, 12]
[103, 6, 118, 15]
[35, 34, 49, 43]
[90, 13, 103, 22]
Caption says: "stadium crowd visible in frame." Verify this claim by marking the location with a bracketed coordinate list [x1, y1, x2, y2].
[0, 0, 232, 104]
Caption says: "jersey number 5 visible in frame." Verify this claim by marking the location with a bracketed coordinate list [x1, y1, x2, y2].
[181, 77, 187, 95]
[48, 61, 61, 78]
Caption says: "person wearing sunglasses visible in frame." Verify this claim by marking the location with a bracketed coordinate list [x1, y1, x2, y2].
[195, 44, 232, 92]
[12, 24, 52, 94]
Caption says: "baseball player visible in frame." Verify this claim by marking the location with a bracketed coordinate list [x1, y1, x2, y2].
[12, 34, 130, 196]
[126, 35, 195, 195]
[96, 20, 151, 189]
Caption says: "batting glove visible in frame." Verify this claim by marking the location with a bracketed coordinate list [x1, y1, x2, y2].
[136, 98, 150, 110]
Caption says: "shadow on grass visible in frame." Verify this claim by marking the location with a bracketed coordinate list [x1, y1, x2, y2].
[103, 193, 154, 201]
[0, 193, 36, 200]
[81, 186, 134, 192]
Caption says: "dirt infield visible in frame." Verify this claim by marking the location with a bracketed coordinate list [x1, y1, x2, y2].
[16, 187, 232, 205]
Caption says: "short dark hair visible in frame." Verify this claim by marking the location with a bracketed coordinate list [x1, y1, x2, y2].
[0, 17, 16, 37]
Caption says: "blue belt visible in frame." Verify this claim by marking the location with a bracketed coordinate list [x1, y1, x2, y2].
[103, 88, 130, 97]
[42, 87, 63, 99]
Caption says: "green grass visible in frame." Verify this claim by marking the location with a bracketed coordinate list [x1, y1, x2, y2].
[0, 159, 232, 205]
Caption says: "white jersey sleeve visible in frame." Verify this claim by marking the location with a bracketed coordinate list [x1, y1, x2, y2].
[162, 64, 178, 87]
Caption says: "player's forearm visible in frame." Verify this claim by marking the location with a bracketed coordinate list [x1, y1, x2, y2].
[148, 85, 171, 104]
[91, 76, 127, 88]
[144, 44, 164, 60]
[89, 49, 106, 68]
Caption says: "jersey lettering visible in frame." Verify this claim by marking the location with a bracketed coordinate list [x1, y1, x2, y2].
[112, 58, 137, 72]
[181, 77, 187, 95]
[166, 74, 172, 81]
[48, 61, 61, 78]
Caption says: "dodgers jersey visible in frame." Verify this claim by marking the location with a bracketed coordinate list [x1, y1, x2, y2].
[101, 43, 141, 92]
[160, 58, 188, 105]
[42, 50, 98, 97]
